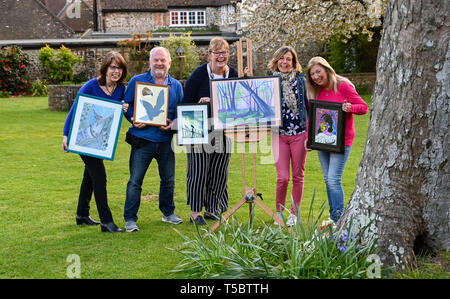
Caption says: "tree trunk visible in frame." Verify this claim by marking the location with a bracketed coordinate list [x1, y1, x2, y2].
[338, 0, 449, 269]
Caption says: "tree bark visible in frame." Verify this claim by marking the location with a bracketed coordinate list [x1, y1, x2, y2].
[338, 0, 449, 269]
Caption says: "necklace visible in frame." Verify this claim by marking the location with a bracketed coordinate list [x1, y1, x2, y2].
[104, 83, 116, 96]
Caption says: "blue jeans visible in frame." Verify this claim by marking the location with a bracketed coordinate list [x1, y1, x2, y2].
[124, 140, 175, 222]
[317, 146, 352, 222]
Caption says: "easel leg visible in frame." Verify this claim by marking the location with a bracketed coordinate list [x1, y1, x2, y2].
[209, 198, 247, 232]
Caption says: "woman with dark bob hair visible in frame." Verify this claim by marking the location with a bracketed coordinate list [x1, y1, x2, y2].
[62, 51, 128, 233]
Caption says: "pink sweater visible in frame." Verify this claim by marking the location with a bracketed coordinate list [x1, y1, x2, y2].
[316, 81, 368, 146]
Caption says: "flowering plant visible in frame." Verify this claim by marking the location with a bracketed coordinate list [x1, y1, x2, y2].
[0, 46, 31, 96]
[334, 230, 361, 252]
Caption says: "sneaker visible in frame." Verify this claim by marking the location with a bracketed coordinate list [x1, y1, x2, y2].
[125, 221, 139, 232]
[162, 213, 183, 224]
[286, 214, 297, 227]
[273, 212, 284, 226]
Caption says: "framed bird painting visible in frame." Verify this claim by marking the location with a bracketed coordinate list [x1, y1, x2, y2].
[133, 82, 169, 126]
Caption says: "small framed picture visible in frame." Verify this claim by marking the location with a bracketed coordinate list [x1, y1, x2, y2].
[66, 93, 124, 160]
[307, 100, 346, 154]
[175, 104, 209, 145]
[133, 82, 169, 126]
[210, 75, 282, 131]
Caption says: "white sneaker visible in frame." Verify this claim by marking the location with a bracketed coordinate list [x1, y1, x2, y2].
[273, 212, 284, 226]
[286, 214, 297, 227]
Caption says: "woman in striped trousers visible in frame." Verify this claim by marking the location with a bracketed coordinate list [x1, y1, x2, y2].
[182, 37, 238, 225]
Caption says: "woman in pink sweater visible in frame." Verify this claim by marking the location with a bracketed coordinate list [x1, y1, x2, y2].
[305, 56, 368, 223]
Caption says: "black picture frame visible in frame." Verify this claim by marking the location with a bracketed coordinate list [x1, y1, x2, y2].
[307, 100, 346, 154]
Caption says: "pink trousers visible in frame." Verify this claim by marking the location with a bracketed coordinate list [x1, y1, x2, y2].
[272, 133, 308, 214]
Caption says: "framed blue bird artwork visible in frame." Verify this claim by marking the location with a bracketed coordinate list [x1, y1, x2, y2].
[133, 82, 169, 126]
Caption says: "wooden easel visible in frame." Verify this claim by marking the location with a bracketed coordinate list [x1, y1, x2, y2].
[209, 38, 285, 232]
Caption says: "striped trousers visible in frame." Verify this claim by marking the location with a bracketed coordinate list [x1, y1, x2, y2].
[186, 134, 232, 214]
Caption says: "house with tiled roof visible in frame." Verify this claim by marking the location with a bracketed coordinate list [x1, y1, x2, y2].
[97, 0, 237, 33]
[0, 0, 75, 39]
[37, 0, 94, 34]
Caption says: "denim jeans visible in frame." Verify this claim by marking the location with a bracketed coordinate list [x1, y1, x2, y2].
[317, 146, 352, 222]
[124, 140, 175, 222]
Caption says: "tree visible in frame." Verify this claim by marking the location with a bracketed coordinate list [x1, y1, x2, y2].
[338, 0, 449, 269]
[237, 0, 387, 49]
[238, 0, 449, 270]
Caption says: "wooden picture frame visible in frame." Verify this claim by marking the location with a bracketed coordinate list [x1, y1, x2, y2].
[66, 93, 123, 161]
[307, 100, 346, 154]
[175, 103, 209, 145]
[210, 75, 282, 131]
[133, 82, 169, 127]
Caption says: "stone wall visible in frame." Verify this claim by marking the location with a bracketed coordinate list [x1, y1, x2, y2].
[47, 84, 82, 111]
[103, 6, 236, 33]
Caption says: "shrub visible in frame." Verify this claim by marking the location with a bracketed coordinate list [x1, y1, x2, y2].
[38, 45, 83, 84]
[159, 32, 200, 80]
[73, 71, 88, 84]
[0, 46, 31, 96]
[30, 79, 47, 96]
[117, 32, 152, 76]
[327, 27, 381, 74]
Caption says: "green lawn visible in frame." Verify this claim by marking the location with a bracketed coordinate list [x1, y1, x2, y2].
[0, 96, 371, 278]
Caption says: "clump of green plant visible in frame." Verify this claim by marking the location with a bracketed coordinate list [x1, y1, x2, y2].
[327, 27, 381, 74]
[159, 32, 200, 80]
[38, 44, 83, 84]
[30, 79, 47, 96]
[117, 32, 152, 75]
[0, 46, 31, 96]
[169, 193, 380, 279]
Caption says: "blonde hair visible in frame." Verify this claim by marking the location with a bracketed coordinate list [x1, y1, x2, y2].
[208, 37, 229, 53]
[305, 56, 354, 99]
[268, 46, 302, 73]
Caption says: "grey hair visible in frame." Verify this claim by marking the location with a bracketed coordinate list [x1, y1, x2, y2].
[149, 46, 172, 62]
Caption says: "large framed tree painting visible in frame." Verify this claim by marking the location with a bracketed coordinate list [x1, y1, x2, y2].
[210, 76, 282, 131]
[66, 93, 124, 160]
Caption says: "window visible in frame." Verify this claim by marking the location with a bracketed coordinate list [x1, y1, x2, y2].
[170, 10, 206, 27]
[171, 11, 178, 25]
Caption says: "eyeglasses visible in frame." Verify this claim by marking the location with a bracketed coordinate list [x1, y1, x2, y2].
[211, 51, 229, 57]
[109, 65, 123, 71]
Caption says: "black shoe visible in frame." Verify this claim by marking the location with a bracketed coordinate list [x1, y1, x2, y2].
[190, 215, 207, 225]
[100, 222, 124, 233]
[76, 215, 100, 226]
[204, 212, 220, 221]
